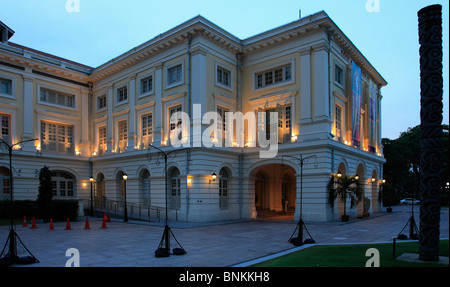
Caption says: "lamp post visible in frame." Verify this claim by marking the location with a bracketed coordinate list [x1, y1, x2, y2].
[0, 138, 39, 266]
[122, 173, 128, 222]
[149, 144, 188, 257]
[282, 154, 317, 246]
[89, 177, 94, 217]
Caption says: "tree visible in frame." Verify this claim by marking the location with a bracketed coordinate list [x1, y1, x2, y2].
[327, 174, 363, 221]
[36, 166, 53, 221]
[382, 124, 449, 204]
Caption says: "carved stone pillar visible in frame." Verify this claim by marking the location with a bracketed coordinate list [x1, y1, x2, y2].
[418, 4, 443, 262]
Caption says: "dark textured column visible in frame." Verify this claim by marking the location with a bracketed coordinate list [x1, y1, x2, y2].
[418, 4, 443, 262]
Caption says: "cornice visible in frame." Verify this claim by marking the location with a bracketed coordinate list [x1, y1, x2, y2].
[0, 47, 90, 83]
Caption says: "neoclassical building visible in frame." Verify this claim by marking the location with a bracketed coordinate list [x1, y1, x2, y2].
[0, 11, 387, 222]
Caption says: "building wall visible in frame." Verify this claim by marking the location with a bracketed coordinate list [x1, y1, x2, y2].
[0, 12, 386, 222]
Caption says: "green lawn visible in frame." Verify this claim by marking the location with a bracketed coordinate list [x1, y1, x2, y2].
[252, 240, 449, 267]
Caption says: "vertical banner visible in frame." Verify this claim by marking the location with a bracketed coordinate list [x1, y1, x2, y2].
[368, 80, 377, 152]
[352, 62, 361, 147]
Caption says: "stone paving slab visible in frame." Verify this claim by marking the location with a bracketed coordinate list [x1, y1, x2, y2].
[0, 206, 448, 267]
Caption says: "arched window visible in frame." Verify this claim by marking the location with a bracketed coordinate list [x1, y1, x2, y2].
[95, 173, 105, 208]
[0, 167, 11, 200]
[219, 168, 230, 210]
[168, 168, 181, 210]
[51, 171, 76, 198]
[141, 170, 151, 206]
[116, 171, 126, 201]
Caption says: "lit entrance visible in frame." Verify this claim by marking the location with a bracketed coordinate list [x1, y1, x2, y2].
[253, 164, 296, 219]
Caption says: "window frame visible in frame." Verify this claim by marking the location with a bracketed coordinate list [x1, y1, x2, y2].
[40, 120, 75, 154]
[0, 114, 11, 145]
[116, 85, 128, 106]
[253, 60, 295, 91]
[96, 94, 107, 111]
[334, 62, 345, 89]
[0, 75, 15, 99]
[165, 61, 184, 90]
[215, 62, 233, 91]
[38, 86, 76, 110]
[139, 73, 154, 97]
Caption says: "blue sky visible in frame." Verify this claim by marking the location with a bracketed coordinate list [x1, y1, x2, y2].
[1, 0, 448, 140]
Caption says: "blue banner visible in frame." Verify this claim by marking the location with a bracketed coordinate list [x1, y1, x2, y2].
[352, 62, 361, 147]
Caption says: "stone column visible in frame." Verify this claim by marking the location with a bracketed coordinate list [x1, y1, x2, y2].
[418, 4, 443, 262]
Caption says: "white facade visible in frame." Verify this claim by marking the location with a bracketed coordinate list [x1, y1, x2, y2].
[0, 12, 387, 222]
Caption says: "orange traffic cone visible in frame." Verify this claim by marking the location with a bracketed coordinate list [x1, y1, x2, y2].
[83, 216, 91, 230]
[49, 218, 55, 231]
[100, 214, 107, 229]
[22, 216, 28, 227]
[107, 213, 111, 222]
[30, 216, 38, 229]
[64, 217, 72, 230]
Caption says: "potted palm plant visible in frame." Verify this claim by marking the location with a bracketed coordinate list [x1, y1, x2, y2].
[327, 173, 363, 222]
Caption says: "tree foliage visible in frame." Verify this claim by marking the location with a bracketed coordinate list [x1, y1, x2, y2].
[36, 166, 53, 221]
[327, 174, 363, 217]
[382, 124, 449, 205]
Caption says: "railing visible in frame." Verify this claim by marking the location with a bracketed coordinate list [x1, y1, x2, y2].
[83, 199, 179, 223]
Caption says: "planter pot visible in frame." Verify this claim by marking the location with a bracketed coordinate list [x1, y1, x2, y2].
[341, 215, 349, 222]
[387, 207, 393, 213]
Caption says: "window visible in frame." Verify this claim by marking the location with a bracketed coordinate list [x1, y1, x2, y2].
[167, 64, 182, 86]
[219, 168, 229, 210]
[169, 168, 181, 210]
[117, 120, 127, 152]
[277, 104, 292, 143]
[217, 66, 231, 87]
[98, 126, 107, 155]
[141, 113, 153, 148]
[1, 114, 10, 145]
[255, 64, 292, 89]
[140, 76, 153, 95]
[217, 106, 229, 145]
[97, 95, 107, 110]
[40, 88, 75, 108]
[141, 170, 151, 206]
[117, 86, 128, 103]
[40, 121, 74, 154]
[335, 64, 344, 87]
[0, 78, 12, 96]
[169, 105, 182, 131]
[51, 171, 76, 198]
[0, 167, 11, 199]
[335, 105, 343, 141]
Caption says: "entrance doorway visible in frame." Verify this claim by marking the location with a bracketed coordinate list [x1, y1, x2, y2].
[253, 164, 296, 218]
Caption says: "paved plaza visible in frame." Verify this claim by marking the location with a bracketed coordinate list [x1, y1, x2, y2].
[1, 206, 448, 267]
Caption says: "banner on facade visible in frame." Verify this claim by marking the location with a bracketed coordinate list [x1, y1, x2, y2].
[352, 62, 361, 147]
[368, 80, 377, 153]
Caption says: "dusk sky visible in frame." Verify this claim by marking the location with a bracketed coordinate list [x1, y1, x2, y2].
[2, 0, 448, 140]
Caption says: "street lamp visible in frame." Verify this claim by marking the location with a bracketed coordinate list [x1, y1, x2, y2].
[89, 177, 94, 217]
[282, 154, 317, 246]
[210, 172, 217, 183]
[0, 138, 39, 266]
[122, 173, 128, 222]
